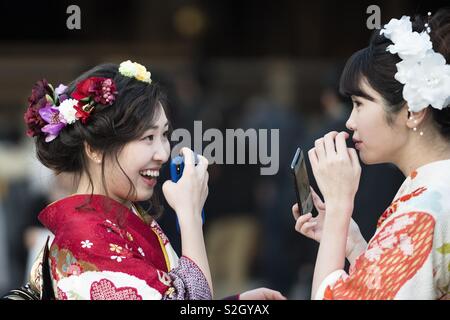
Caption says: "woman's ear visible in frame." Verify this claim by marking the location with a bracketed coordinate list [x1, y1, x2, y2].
[406, 107, 428, 130]
[83, 141, 102, 164]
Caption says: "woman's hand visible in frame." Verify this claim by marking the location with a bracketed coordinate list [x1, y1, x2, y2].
[308, 131, 361, 217]
[239, 288, 287, 300]
[162, 147, 209, 225]
[292, 186, 325, 242]
[163, 148, 213, 293]
[306, 132, 362, 298]
[292, 186, 367, 261]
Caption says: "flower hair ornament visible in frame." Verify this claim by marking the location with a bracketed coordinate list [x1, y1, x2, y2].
[118, 60, 152, 84]
[24, 60, 151, 142]
[380, 13, 450, 112]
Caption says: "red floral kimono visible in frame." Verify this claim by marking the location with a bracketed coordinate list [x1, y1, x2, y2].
[29, 194, 211, 300]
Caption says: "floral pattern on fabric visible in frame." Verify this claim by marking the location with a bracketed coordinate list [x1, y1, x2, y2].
[57, 271, 161, 300]
[377, 187, 427, 228]
[436, 243, 450, 299]
[150, 220, 170, 246]
[49, 244, 99, 281]
[325, 212, 435, 299]
[30, 194, 212, 300]
[317, 159, 450, 300]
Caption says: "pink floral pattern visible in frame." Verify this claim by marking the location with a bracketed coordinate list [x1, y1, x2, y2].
[90, 279, 142, 300]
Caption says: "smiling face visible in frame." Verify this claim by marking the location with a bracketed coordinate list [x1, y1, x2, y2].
[102, 103, 171, 204]
[345, 79, 409, 165]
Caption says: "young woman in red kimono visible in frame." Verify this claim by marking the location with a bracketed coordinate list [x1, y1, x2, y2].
[24, 61, 285, 300]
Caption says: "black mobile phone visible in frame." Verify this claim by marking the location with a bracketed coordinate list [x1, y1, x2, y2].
[290, 147, 314, 216]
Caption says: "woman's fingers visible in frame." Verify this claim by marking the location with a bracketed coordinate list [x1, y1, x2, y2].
[180, 149, 209, 180]
[265, 289, 287, 300]
[196, 154, 209, 176]
[314, 138, 326, 161]
[301, 220, 317, 234]
[292, 203, 300, 220]
[162, 180, 175, 198]
[312, 131, 348, 165]
[335, 132, 350, 159]
[295, 213, 316, 234]
[347, 147, 361, 172]
[180, 147, 195, 173]
[310, 186, 325, 210]
[296, 212, 312, 223]
[308, 148, 318, 173]
[324, 131, 339, 157]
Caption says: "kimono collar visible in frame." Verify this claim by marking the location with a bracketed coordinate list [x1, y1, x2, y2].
[38, 194, 134, 234]
[407, 159, 450, 180]
[377, 159, 450, 228]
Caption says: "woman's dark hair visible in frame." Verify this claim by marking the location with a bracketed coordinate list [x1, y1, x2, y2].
[339, 8, 450, 139]
[34, 63, 169, 221]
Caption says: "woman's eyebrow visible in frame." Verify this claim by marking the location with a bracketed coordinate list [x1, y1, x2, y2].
[353, 93, 375, 102]
[148, 122, 169, 130]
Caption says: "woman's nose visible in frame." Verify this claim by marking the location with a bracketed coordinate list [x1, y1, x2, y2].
[153, 139, 170, 163]
[346, 110, 356, 131]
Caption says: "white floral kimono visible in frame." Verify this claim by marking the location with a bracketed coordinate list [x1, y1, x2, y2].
[315, 159, 450, 300]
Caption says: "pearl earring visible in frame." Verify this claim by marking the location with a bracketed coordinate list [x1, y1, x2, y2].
[409, 116, 421, 135]
[410, 116, 417, 131]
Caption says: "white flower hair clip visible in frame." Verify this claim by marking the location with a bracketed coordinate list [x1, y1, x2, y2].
[380, 14, 450, 112]
[118, 60, 152, 84]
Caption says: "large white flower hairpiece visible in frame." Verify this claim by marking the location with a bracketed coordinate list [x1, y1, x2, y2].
[380, 15, 450, 112]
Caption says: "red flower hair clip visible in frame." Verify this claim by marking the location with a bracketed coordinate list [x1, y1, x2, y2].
[71, 77, 118, 124]
[24, 77, 118, 142]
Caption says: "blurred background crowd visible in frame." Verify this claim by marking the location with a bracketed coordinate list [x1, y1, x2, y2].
[0, 0, 446, 299]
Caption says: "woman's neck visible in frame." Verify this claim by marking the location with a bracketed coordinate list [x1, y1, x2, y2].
[75, 174, 132, 209]
[394, 132, 450, 177]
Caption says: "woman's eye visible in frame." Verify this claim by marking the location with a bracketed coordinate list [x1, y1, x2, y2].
[163, 131, 169, 138]
[353, 101, 362, 108]
[145, 135, 154, 141]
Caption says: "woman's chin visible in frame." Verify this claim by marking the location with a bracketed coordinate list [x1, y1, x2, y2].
[135, 189, 154, 202]
[359, 151, 384, 165]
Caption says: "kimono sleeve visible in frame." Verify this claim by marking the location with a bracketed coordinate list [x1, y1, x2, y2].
[50, 219, 211, 300]
[314, 211, 436, 300]
[433, 209, 450, 300]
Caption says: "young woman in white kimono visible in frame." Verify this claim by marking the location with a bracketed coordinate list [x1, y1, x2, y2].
[293, 9, 450, 299]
